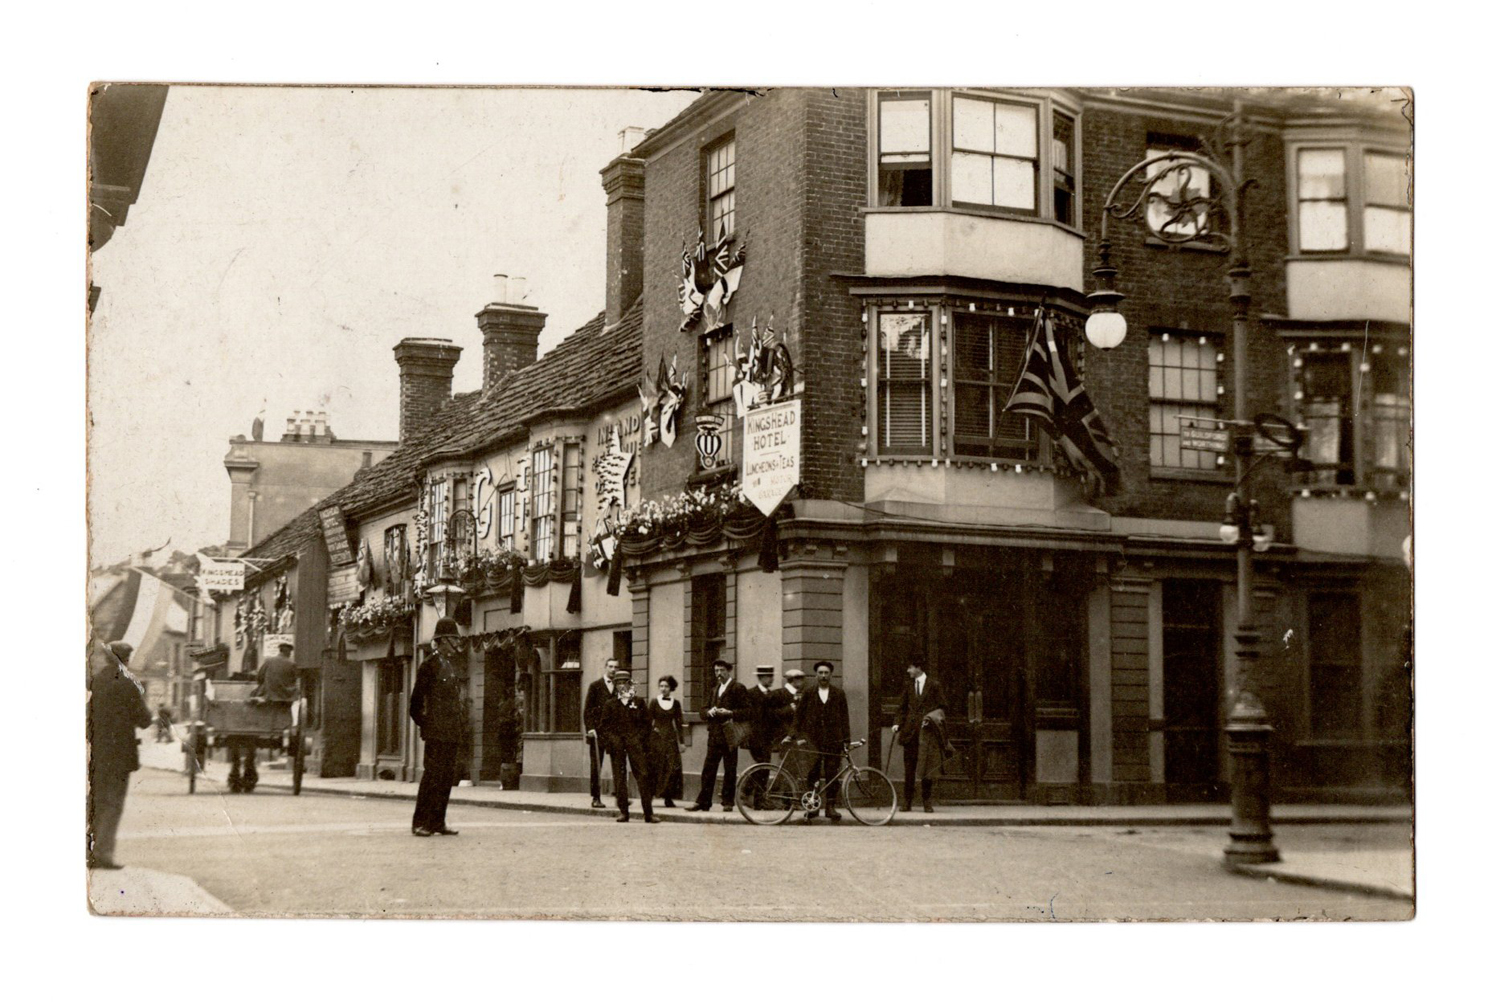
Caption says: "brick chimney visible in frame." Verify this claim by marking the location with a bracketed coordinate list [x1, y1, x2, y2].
[475, 274, 546, 391]
[600, 131, 646, 326]
[393, 338, 462, 442]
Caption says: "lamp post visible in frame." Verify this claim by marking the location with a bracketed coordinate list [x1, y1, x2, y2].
[1085, 101, 1280, 865]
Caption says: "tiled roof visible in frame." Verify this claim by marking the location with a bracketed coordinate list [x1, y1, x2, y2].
[241, 297, 642, 568]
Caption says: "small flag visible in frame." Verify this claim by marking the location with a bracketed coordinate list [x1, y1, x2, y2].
[1003, 308, 1121, 489]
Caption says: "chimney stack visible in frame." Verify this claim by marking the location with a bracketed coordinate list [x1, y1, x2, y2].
[600, 135, 646, 326]
[393, 338, 462, 442]
[475, 274, 546, 391]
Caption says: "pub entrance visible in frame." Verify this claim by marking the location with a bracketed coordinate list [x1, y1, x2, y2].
[871, 550, 1092, 802]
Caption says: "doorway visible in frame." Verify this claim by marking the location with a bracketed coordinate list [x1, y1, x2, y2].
[1161, 579, 1223, 799]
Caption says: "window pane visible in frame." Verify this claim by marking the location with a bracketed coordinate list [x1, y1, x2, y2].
[878, 314, 930, 376]
[1364, 206, 1411, 254]
[1148, 365, 1163, 398]
[953, 97, 995, 152]
[1363, 152, 1408, 207]
[1300, 201, 1348, 251]
[992, 158, 1035, 210]
[950, 152, 991, 204]
[880, 98, 930, 154]
[881, 383, 930, 449]
[1298, 148, 1347, 199]
[952, 315, 992, 379]
[953, 383, 992, 442]
[993, 103, 1037, 158]
[1163, 367, 1182, 400]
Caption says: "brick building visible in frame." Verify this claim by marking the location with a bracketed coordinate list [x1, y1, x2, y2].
[617, 87, 1411, 804]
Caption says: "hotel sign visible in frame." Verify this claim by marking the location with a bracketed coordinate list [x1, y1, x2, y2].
[742, 399, 800, 517]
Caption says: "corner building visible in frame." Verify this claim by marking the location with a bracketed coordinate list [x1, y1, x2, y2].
[623, 88, 1411, 804]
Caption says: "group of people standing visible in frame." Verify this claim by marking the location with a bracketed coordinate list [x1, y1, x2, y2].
[581, 654, 951, 823]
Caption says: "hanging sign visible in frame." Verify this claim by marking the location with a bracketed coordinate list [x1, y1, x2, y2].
[694, 413, 726, 469]
[199, 559, 245, 592]
[328, 567, 361, 606]
[319, 505, 356, 567]
[1180, 421, 1229, 454]
[742, 399, 801, 517]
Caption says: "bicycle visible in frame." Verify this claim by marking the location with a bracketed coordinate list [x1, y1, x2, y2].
[734, 738, 898, 826]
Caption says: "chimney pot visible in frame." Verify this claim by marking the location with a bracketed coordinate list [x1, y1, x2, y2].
[508, 276, 527, 304]
[492, 273, 509, 303]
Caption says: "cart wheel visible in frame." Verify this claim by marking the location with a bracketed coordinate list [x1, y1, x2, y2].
[291, 728, 305, 796]
[843, 767, 898, 826]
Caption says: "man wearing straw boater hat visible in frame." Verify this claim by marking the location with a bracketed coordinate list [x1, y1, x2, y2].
[409, 617, 466, 837]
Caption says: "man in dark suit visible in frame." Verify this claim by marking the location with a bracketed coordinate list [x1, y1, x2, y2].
[88, 641, 153, 869]
[409, 617, 466, 837]
[746, 665, 780, 765]
[793, 660, 850, 822]
[891, 658, 949, 812]
[596, 668, 656, 823]
[687, 658, 750, 811]
[582, 658, 620, 808]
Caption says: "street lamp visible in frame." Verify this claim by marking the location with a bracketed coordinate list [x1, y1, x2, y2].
[1087, 101, 1281, 866]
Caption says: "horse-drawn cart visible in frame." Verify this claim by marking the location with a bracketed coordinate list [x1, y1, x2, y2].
[183, 679, 305, 795]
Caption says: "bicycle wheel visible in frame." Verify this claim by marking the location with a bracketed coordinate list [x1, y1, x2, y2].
[843, 766, 898, 826]
[735, 763, 799, 825]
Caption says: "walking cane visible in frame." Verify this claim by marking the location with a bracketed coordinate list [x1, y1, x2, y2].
[882, 726, 895, 778]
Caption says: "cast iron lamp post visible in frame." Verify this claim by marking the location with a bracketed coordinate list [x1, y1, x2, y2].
[1084, 102, 1281, 865]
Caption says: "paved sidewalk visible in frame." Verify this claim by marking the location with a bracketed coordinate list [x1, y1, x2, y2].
[138, 734, 1413, 901]
[89, 865, 233, 916]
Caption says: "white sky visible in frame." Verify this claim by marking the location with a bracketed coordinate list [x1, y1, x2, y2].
[88, 85, 695, 564]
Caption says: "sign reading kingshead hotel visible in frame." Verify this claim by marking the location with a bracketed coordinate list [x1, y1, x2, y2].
[742, 399, 801, 517]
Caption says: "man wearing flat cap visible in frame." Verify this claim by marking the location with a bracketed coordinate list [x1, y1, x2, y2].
[596, 668, 656, 823]
[88, 641, 152, 869]
[409, 617, 466, 837]
[687, 658, 750, 811]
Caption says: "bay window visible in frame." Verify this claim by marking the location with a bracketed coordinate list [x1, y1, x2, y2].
[871, 89, 1079, 225]
[561, 441, 583, 558]
[1293, 342, 1410, 489]
[1291, 142, 1410, 257]
[951, 312, 1033, 458]
[497, 487, 516, 551]
[529, 446, 555, 561]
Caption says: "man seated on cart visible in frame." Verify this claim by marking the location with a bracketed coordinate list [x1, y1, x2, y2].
[227, 642, 301, 793]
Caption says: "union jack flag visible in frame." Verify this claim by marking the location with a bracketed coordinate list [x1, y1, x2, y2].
[1003, 308, 1121, 490]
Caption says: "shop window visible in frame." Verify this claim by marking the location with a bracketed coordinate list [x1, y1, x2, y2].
[952, 95, 1038, 211]
[691, 574, 727, 702]
[544, 633, 582, 734]
[561, 442, 583, 558]
[952, 311, 1034, 460]
[875, 312, 933, 454]
[706, 136, 735, 238]
[699, 329, 737, 471]
[1148, 332, 1223, 472]
[529, 446, 555, 561]
[1291, 142, 1410, 257]
[877, 91, 933, 206]
[1308, 593, 1362, 740]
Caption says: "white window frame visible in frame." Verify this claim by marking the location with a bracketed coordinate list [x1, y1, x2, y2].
[867, 88, 1081, 228]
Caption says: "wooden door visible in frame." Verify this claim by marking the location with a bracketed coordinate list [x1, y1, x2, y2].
[1161, 579, 1223, 799]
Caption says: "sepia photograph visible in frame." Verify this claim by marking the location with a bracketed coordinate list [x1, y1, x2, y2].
[85, 80, 1415, 924]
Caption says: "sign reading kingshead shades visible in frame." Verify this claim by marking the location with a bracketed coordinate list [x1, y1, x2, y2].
[742, 399, 800, 517]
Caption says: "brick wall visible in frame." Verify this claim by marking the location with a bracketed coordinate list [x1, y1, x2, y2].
[1080, 103, 1294, 531]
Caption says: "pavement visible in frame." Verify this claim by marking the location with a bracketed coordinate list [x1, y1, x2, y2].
[88, 864, 233, 916]
[137, 732, 1414, 903]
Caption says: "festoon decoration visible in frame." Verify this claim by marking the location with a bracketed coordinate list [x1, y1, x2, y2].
[729, 313, 795, 417]
[679, 224, 746, 332]
[638, 355, 688, 449]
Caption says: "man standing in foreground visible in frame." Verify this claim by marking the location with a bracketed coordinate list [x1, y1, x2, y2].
[88, 641, 152, 869]
[793, 661, 850, 822]
[747, 665, 779, 766]
[583, 658, 620, 808]
[409, 618, 466, 837]
[891, 658, 949, 813]
[597, 668, 656, 823]
[687, 659, 749, 811]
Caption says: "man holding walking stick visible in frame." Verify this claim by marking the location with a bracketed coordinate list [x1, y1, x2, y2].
[583, 658, 621, 809]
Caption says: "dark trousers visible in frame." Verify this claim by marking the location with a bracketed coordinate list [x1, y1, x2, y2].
[88, 768, 131, 865]
[607, 740, 653, 818]
[694, 734, 739, 807]
[749, 742, 771, 766]
[807, 752, 842, 814]
[227, 740, 258, 790]
[587, 735, 613, 801]
[414, 739, 458, 830]
[902, 743, 933, 805]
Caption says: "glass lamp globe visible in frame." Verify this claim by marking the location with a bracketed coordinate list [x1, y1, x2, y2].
[1085, 310, 1127, 349]
[1218, 522, 1239, 545]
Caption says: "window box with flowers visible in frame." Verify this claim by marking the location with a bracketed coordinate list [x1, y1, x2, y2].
[338, 597, 416, 643]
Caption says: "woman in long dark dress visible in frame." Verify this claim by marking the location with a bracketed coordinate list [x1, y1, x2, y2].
[646, 675, 685, 806]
